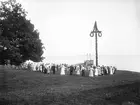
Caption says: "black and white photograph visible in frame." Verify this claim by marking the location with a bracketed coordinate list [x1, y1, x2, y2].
[0, 0, 140, 105]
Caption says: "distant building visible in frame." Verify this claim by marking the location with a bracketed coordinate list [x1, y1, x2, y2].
[84, 60, 94, 66]
[75, 60, 94, 66]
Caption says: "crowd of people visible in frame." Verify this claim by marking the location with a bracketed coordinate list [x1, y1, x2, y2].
[57, 64, 117, 77]
[5, 60, 117, 77]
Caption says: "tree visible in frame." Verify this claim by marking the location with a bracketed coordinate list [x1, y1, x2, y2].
[0, 0, 45, 65]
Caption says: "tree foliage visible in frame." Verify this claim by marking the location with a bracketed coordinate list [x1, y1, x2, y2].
[0, 0, 45, 65]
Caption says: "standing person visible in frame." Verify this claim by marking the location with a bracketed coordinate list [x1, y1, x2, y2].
[112, 66, 117, 74]
[95, 66, 98, 76]
[69, 65, 74, 75]
[60, 65, 65, 75]
[110, 66, 113, 75]
[46, 64, 50, 74]
[107, 66, 110, 75]
[56, 65, 59, 72]
[51, 64, 56, 74]
[47, 65, 51, 74]
[103, 65, 106, 75]
[42, 63, 45, 73]
[79, 65, 82, 71]
[74, 65, 76, 71]
[39, 64, 42, 72]
[89, 65, 94, 77]
[98, 66, 101, 76]
[93, 66, 96, 76]
[36, 63, 39, 71]
[44, 64, 47, 74]
[81, 65, 85, 76]
[105, 66, 108, 75]
[76, 65, 80, 75]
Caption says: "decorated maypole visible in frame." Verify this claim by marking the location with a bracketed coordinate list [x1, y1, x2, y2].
[90, 21, 102, 66]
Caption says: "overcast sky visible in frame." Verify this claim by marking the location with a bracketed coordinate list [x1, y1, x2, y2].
[2, 0, 140, 66]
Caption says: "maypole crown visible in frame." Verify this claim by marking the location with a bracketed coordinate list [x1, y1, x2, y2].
[93, 21, 99, 32]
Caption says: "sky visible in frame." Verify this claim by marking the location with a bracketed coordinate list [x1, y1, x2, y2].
[1, 0, 140, 70]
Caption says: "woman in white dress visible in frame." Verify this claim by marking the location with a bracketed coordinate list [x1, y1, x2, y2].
[110, 66, 113, 75]
[76, 65, 80, 75]
[95, 66, 98, 76]
[89, 66, 94, 77]
[98, 66, 101, 76]
[60, 65, 65, 75]
[31, 63, 34, 71]
[47, 65, 51, 74]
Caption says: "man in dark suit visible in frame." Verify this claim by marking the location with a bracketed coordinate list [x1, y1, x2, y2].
[69, 65, 74, 75]
[51, 64, 56, 74]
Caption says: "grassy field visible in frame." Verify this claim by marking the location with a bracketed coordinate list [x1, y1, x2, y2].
[0, 67, 140, 105]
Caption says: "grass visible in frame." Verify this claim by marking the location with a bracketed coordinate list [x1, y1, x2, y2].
[0, 68, 140, 105]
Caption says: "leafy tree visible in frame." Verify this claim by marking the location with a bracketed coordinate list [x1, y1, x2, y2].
[0, 0, 45, 65]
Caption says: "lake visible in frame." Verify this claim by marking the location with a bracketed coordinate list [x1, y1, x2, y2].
[45, 55, 140, 72]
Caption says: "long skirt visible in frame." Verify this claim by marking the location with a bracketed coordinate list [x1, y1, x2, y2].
[76, 70, 80, 75]
[110, 68, 113, 75]
[95, 68, 98, 76]
[60, 68, 65, 75]
[89, 70, 94, 77]
[82, 70, 85, 76]
[47, 68, 50, 74]
[44, 68, 47, 74]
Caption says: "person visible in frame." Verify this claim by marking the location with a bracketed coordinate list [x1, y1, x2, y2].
[38, 63, 41, 71]
[107, 66, 110, 75]
[89, 65, 94, 77]
[42, 63, 45, 73]
[76, 65, 80, 75]
[39, 64, 42, 72]
[44, 65, 47, 74]
[93, 66, 96, 76]
[56, 65, 59, 71]
[47, 65, 51, 74]
[51, 64, 56, 74]
[110, 66, 113, 75]
[60, 65, 65, 75]
[101, 65, 106, 75]
[33, 63, 36, 71]
[112, 66, 117, 74]
[95, 66, 98, 76]
[105, 66, 108, 75]
[36, 63, 39, 71]
[98, 66, 101, 76]
[69, 65, 74, 75]
[81, 65, 85, 76]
